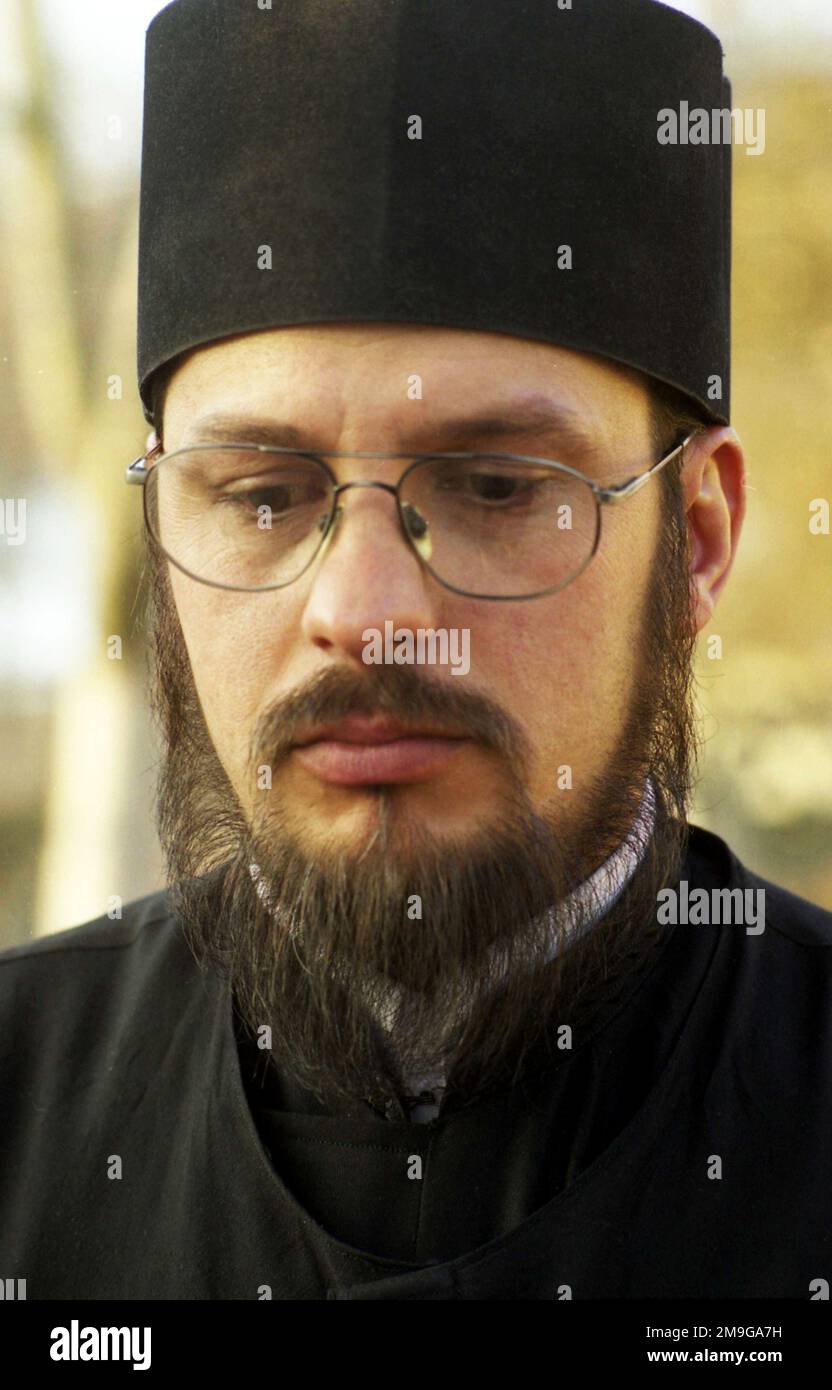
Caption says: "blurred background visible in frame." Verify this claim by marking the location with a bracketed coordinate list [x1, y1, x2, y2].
[0, 0, 830, 947]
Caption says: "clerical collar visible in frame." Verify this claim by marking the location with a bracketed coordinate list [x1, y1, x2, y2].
[554, 775, 657, 951]
[398, 778, 657, 1116]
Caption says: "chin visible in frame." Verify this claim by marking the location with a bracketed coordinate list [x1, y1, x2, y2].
[256, 783, 499, 867]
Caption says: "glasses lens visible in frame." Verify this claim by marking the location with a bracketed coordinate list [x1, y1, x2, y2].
[400, 455, 600, 598]
[145, 448, 333, 589]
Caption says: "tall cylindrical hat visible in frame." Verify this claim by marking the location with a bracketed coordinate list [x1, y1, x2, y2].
[137, 0, 732, 426]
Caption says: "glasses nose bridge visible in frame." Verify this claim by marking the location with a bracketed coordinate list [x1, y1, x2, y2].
[325, 476, 421, 557]
[331, 478, 400, 502]
[325, 475, 430, 561]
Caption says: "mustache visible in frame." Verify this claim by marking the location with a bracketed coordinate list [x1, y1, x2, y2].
[249, 662, 531, 773]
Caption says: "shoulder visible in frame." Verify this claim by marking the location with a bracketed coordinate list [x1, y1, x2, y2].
[0, 887, 174, 966]
[0, 886, 225, 1123]
[686, 821, 832, 949]
[0, 887, 205, 1043]
[681, 824, 832, 1128]
[683, 823, 832, 1068]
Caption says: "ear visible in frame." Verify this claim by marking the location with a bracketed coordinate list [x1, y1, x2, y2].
[679, 427, 746, 633]
[146, 428, 159, 453]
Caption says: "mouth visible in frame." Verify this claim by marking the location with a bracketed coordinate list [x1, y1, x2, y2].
[291, 713, 470, 785]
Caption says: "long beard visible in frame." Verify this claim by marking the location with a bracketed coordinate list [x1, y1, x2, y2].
[144, 480, 699, 1111]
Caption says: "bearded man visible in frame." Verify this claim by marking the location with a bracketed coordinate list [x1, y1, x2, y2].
[1, 0, 830, 1302]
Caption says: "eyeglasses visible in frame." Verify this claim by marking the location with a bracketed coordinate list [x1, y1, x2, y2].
[126, 433, 694, 601]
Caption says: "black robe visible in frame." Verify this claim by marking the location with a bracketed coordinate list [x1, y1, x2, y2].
[1, 824, 830, 1300]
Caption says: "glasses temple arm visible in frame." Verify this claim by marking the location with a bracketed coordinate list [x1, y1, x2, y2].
[597, 432, 695, 504]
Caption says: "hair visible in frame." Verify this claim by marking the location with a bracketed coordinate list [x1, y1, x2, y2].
[647, 375, 711, 490]
[148, 357, 177, 445]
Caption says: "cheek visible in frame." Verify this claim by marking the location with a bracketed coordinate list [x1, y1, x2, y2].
[170, 575, 293, 785]
[472, 566, 643, 710]
[470, 516, 653, 800]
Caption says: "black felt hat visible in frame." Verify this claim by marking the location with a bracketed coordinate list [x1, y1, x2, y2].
[137, 0, 732, 427]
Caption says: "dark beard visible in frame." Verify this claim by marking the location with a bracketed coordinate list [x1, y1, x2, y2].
[144, 479, 699, 1113]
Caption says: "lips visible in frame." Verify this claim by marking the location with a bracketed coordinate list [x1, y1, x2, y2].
[295, 713, 455, 747]
[292, 713, 469, 785]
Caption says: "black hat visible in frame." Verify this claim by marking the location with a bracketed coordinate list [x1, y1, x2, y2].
[137, 0, 731, 427]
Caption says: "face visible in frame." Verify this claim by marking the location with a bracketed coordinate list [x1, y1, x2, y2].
[164, 326, 670, 853]
[147, 324, 743, 1108]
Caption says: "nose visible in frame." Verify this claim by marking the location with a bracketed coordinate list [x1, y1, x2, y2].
[300, 479, 442, 665]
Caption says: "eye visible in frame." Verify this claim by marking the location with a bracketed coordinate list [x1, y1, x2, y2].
[436, 463, 548, 507]
[225, 480, 322, 513]
[465, 472, 533, 503]
[219, 470, 330, 519]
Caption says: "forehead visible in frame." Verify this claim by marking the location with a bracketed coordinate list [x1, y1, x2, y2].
[162, 323, 650, 454]
[169, 324, 645, 396]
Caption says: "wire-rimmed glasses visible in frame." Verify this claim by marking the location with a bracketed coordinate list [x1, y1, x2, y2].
[126, 433, 694, 601]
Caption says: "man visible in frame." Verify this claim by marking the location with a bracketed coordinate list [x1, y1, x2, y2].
[1, 0, 830, 1301]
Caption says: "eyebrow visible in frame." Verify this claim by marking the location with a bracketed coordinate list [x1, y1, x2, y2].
[182, 399, 599, 460]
